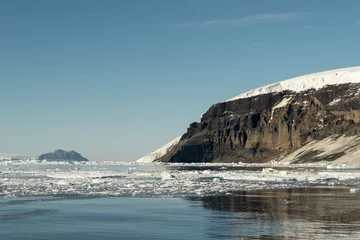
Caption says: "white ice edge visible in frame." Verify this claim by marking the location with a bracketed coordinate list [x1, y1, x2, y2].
[136, 136, 182, 163]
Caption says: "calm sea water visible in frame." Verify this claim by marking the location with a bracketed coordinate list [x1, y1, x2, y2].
[1, 187, 360, 240]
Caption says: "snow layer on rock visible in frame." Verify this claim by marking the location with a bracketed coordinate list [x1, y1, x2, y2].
[136, 136, 182, 163]
[273, 97, 293, 109]
[328, 98, 342, 106]
[227, 66, 360, 102]
[270, 97, 292, 121]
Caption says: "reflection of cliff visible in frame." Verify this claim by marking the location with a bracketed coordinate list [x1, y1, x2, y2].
[199, 188, 360, 223]
[191, 188, 360, 239]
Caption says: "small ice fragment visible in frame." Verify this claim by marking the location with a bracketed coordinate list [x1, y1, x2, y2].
[92, 179, 103, 184]
[201, 170, 212, 175]
[262, 168, 279, 174]
[161, 172, 175, 180]
[56, 180, 68, 185]
[213, 177, 221, 182]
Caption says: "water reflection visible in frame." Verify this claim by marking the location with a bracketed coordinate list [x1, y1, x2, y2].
[191, 187, 360, 239]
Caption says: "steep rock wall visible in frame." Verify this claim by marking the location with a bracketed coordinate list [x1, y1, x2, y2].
[158, 84, 360, 163]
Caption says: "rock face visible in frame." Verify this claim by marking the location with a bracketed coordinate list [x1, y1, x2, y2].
[38, 149, 89, 161]
[142, 67, 360, 164]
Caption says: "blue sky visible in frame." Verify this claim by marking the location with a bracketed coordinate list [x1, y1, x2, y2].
[1, 0, 360, 161]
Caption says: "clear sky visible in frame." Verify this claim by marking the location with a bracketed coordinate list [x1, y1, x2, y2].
[1, 0, 360, 161]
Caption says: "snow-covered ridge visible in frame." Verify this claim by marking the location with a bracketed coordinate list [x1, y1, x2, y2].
[136, 136, 182, 163]
[227, 66, 360, 102]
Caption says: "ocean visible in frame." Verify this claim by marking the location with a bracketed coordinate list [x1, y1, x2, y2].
[1, 161, 360, 239]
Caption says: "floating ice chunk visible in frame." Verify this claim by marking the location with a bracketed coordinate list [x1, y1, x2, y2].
[201, 170, 212, 175]
[262, 168, 279, 174]
[161, 172, 175, 180]
[350, 188, 360, 193]
[213, 177, 222, 182]
[92, 179, 104, 184]
[56, 180, 68, 185]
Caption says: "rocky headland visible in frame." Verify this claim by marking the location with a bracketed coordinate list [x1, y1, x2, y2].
[138, 67, 360, 164]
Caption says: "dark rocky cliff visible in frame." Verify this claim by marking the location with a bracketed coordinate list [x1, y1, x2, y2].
[38, 149, 89, 161]
[157, 83, 360, 163]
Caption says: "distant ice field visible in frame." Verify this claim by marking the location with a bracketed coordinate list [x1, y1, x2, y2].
[1, 161, 360, 197]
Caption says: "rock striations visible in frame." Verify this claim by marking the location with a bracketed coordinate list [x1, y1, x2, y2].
[137, 66, 360, 164]
[38, 149, 89, 161]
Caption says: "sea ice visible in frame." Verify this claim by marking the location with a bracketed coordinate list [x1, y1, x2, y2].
[0, 161, 359, 198]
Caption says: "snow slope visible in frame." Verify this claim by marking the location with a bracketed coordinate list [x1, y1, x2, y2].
[227, 66, 360, 101]
[279, 135, 360, 165]
[136, 136, 182, 163]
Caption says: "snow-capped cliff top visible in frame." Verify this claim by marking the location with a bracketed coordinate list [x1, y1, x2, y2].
[227, 66, 360, 102]
[136, 136, 181, 163]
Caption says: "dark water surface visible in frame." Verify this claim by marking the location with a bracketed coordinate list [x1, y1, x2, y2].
[1, 187, 360, 240]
